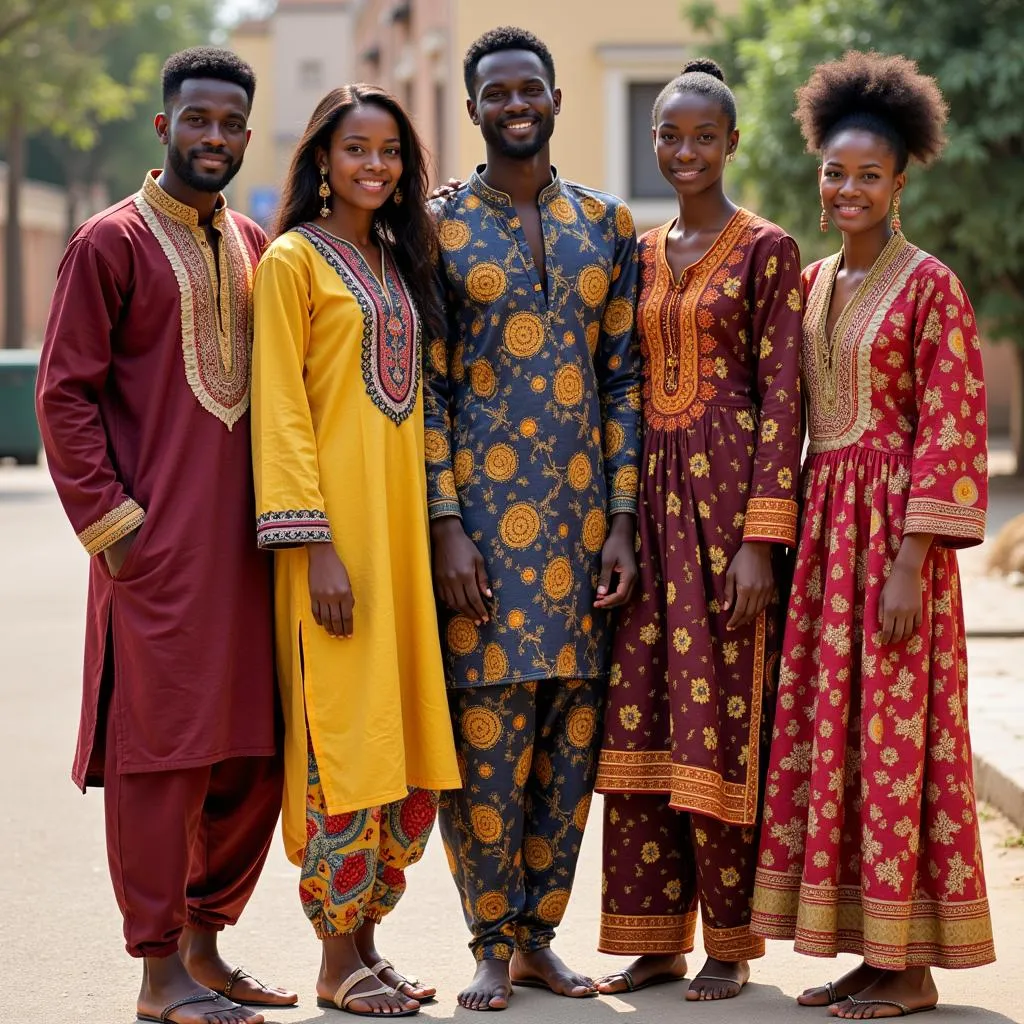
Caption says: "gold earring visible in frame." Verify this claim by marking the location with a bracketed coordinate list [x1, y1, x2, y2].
[891, 191, 902, 233]
[318, 167, 331, 219]
[726, 152, 736, 163]
[392, 186, 403, 205]
[820, 203, 830, 233]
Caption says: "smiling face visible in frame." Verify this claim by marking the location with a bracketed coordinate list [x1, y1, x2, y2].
[469, 48, 560, 160]
[157, 77, 251, 194]
[317, 102, 403, 214]
[653, 90, 737, 199]
[820, 127, 905, 236]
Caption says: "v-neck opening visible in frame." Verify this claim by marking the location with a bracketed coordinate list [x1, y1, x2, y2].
[660, 207, 749, 287]
[310, 224, 390, 301]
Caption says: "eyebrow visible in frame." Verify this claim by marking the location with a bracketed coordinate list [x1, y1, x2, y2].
[343, 133, 401, 141]
[824, 159, 884, 169]
[658, 120, 719, 130]
[481, 76, 546, 89]
[180, 104, 247, 118]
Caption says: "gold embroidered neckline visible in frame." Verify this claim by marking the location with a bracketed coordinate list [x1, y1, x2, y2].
[812, 232, 909, 410]
[657, 207, 752, 288]
[140, 170, 227, 228]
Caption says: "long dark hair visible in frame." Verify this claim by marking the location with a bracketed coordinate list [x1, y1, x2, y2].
[273, 84, 443, 339]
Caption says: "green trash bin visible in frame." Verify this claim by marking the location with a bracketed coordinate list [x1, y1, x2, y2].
[0, 349, 42, 465]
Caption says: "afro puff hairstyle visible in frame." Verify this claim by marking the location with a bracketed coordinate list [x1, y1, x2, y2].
[162, 47, 257, 109]
[794, 51, 947, 172]
[653, 57, 737, 132]
[463, 26, 556, 98]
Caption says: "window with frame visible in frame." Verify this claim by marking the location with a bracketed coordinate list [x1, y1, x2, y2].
[628, 81, 673, 201]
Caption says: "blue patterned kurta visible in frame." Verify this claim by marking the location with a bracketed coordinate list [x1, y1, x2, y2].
[425, 170, 641, 689]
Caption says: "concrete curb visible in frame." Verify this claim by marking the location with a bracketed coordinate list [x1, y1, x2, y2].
[974, 752, 1024, 832]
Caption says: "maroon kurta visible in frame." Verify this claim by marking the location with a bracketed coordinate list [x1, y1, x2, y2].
[37, 171, 276, 788]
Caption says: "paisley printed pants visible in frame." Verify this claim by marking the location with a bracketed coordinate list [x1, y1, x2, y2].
[600, 792, 765, 961]
[300, 743, 438, 939]
[440, 679, 604, 960]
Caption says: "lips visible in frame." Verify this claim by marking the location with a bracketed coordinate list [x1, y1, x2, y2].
[355, 179, 388, 192]
[671, 167, 705, 181]
[833, 203, 867, 216]
[194, 152, 229, 170]
[501, 119, 539, 134]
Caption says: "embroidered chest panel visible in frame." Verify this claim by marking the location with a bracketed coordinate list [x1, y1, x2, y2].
[639, 211, 753, 431]
[134, 195, 254, 430]
[802, 236, 926, 453]
[298, 225, 420, 425]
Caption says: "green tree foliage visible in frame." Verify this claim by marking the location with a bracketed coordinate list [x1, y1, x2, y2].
[690, 0, 1024, 345]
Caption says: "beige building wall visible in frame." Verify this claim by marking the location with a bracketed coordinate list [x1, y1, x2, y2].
[228, 18, 274, 223]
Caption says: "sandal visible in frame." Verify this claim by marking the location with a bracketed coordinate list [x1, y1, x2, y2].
[835, 996, 937, 1018]
[219, 966, 298, 1007]
[137, 990, 239, 1022]
[597, 967, 687, 993]
[370, 958, 436, 1005]
[317, 966, 420, 1018]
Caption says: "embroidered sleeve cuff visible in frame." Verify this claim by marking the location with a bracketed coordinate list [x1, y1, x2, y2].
[905, 497, 986, 548]
[743, 497, 798, 546]
[608, 493, 639, 516]
[256, 509, 332, 549]
[428, 498, 462, 520]
[78, 499, 146, 557]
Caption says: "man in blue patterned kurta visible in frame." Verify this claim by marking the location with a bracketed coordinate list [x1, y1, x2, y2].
[424, 26, 642, 1012]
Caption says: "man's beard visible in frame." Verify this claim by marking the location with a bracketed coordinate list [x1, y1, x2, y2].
[168, 144, 242, 193]
[482, 113, 555, 160]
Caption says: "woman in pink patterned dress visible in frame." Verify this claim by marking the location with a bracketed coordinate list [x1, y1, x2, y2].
[595, 59, 803, 1002]
[751, 52, 995, 1019]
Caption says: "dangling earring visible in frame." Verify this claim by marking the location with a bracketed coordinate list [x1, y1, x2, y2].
[392, 186, 404, 205]
[726, 151, 736, 163]
[820, 203, 830, 233]
[890, 191, 902, 233]
[318, 167, 331, 219]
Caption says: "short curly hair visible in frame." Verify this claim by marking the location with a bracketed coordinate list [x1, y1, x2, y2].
[653, 57, 737, 132]
[463, 26, 555, 98]
[795, 51, 947, 171]
[162, 47, 256, 109]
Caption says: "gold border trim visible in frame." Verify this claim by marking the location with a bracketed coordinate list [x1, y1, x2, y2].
[743, 496, 798, 545]
[599, 912, 697, 955]
[905, 497, 986, 542]
[78, 498, 145, 556]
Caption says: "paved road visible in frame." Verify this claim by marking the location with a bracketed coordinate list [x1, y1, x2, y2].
[2, 466, 1023, 1024]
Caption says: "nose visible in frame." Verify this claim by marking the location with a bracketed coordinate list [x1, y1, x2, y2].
[202, 123, 226, 147]
[364, 149, 386, 171]
[504, 91, 530, 113]
[675, 139, 697, 163]
[838, 176, 859, 196]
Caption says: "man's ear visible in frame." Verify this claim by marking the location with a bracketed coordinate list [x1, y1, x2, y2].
[467, 97, 479, 126]
[154, 112, 170, 144]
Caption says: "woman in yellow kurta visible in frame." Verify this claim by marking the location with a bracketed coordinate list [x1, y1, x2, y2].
[251, 85, 460, 1018]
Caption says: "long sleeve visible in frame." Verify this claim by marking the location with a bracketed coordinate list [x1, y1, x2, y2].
[423, 261, 461, 520]
[597, 202, 642, 516]
[251, 252, 332, 548]
[743, 234, 803, 546]
[903, 264, 988, 548]
[36, 237, 146, 556]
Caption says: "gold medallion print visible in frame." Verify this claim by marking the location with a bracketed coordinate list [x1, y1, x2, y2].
[475, 890, 509, 920]
[953, 476, 979, 506]
[503, 311, 546, 358]
[466, 262, 507, 304]
[615, 203, 635, 237]
[424, 429, 450, 462]
[438, 219, 471, 251]
[577, 265, 610, 308]
[485, 443, 519, 482]
[500, 503, 541, 549]
[543, 556, 573, 600]
[573, 793, 592, 831]
[525, 836, 554, 870]
[602, 297, 634, 336]
[536, 889, 570, 923]
[429, 338, 448, 374]
[470, 358, 498, 398]
[506, 609, 526, 629]
[585, 321, 600, 355]
[553, 364, 585, 405]
[461, 706, 502, 749]
[556, 643, 578, 677]
[614, 465, 639, 499]
[513, 747, 532, 787]
[447, 616, 480, 656]
[470, 805, 504, 844]
[604, 420, 625, 458]
[454, 448, 475, 486]
[583, 508, 607, 553]
[482, 642, 509, 682]
[519, 417, 539, 438]
[437, 469, 457, 497]
[566, 705, 596, 746]
[548, 196, 577, 225]
[581, 196, 607, 222]
[566, 452, 592, 490]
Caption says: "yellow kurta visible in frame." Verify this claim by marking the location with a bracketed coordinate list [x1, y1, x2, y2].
[251, 224, 460, 866]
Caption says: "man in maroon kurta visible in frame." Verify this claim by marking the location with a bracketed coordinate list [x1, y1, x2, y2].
[36, 48, 294, 1024]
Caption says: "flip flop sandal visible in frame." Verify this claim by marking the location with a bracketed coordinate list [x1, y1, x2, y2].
[801, 980, 841, 1006]
[370, 958, 437, 1005]
[137, 990, 239, 1022]
[510, 977, 599, 998]
[317, 966, 420, 1018]
[220, 965, 299, 1007]
[598, 968, 687, 994]
[836, 996, 937, 1017]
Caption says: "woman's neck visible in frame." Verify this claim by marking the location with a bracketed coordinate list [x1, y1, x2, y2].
[320, 204, 376, 248]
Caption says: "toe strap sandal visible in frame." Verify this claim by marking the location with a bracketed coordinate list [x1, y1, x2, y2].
[370, 959, 436, 1005]
[137, 990, 239, 1023]
[317, 966, 420, 1018]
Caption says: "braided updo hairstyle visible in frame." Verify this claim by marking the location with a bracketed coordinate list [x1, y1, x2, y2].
[653, 57, 737, 130]
[795, 51, 948, 171]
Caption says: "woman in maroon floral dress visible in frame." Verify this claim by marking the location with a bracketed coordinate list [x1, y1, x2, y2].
[594, 59, 803, 1001]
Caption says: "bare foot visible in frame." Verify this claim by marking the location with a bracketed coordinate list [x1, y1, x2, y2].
[318, 935, 419, 1015]
[179, 927, 298, 1007]
[138, 955, 264, 1024]
[798, 962, 884, 1007]
[356, 920, 436, 1003]
[596, 953, 688, 994]
[831, 967, 938, 1019]
[458, 960, 513, 1011]
[685, 956, 750, 1001]
[510, 948, 598, 998]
